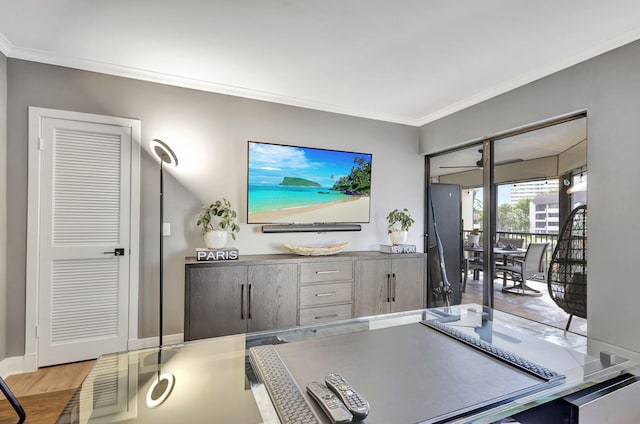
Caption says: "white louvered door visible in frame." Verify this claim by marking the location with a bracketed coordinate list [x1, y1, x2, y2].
[37, 117, 131, 366]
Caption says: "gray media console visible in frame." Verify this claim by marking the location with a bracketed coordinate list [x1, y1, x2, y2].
[184, 251, 427, 341]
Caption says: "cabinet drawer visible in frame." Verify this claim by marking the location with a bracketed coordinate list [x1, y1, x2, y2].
[300, 282, 352, 307]
[299, 304, 352, 325]
[300, 261, 353, 283]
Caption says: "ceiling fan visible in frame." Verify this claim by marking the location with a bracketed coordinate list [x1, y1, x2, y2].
[439, 149, 523, 169]
[439, 161, 483, 169]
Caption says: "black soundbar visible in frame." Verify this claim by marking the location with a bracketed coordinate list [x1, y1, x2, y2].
[261, 223, 362, 233]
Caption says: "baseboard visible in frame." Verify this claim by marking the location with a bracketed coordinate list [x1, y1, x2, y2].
[0, 355, 30, 378]
[128, 333, 184, 351]
[0, 334, 184, 377]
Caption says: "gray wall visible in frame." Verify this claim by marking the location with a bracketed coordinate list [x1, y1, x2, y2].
[420, 40, 640, 352]
[5, 59, 421, 355]
[0, 52, 6, 361]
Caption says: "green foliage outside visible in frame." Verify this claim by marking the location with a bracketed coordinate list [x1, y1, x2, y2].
[497, 197, 531, 232]
[331, 156, 371, 194]
[513, 198, 531, 229]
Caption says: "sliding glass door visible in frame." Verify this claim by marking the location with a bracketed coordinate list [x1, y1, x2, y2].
[426, 114, 587, 318]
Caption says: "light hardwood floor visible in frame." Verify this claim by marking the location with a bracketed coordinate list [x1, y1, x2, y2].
[0, 361, 94, 424]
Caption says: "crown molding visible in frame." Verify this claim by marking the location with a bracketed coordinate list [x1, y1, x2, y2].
[6, 44, 419, 126]
[5, 25, 640, 129]
[0, 32, 13, 56]
[416, 27, 640, 127]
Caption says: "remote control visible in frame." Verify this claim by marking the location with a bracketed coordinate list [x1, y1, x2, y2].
[306, 382, 353, 424]
[325, 373, 370, 420]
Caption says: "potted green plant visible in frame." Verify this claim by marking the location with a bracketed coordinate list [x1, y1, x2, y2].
[196, 198, 240, 248]
[386, 208, 415, 245]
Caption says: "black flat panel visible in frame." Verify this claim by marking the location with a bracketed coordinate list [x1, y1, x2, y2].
[274, 323, 549, 424]
[427, 183, 462, 305]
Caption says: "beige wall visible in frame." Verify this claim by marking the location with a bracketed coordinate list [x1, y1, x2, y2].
[420, 40, 640, 352]
[5, 59, 421, 355]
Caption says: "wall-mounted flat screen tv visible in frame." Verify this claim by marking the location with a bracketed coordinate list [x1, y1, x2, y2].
[247, 141, 372, 224]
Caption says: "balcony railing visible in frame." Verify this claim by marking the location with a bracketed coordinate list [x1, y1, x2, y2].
[462, 230, 559, 270]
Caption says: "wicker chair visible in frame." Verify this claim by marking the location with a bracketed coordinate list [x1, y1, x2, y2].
[547, 205, 587, 330]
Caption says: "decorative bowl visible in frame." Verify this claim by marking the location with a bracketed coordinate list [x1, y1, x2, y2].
[284, 242, 350, 256]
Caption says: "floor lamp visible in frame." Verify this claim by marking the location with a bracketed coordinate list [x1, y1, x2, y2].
[149, 138, 179, 347]
[147, 139, 178, 408]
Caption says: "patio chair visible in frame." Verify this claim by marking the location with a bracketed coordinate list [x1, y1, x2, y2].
[548, 205, 587, 330]
[497, 237, 524, 248]
[496, 237, 524, 265]
[462, 253, 483, 292]
[496, 242, 549, 296]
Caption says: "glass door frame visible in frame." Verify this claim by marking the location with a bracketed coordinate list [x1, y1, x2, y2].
[425, 112, 587, 309]
[481, 139, 496, 307]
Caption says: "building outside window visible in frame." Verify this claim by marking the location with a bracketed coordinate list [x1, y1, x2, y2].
[530, 193, 560, 233]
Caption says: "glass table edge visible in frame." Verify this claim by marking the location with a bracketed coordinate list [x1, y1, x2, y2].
[65, 304, 640, 424]
[243, 304, 640, 423]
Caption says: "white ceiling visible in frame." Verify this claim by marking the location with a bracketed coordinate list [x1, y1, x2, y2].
[1, 1, 640, 126]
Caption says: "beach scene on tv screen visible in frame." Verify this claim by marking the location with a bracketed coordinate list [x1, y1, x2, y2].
[248, 142, 371, 223]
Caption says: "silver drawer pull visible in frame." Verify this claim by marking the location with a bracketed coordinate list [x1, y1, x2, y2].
[314, 314, 339, 320]
[315, 292, 337, 297]
[315, 270, 340, 274]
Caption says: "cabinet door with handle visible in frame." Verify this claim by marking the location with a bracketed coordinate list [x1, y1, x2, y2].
[247, 264, 297, 333]
[354, 259, 391, 317]
[185, 265, 248, 340]
[390, 257, 426, 312]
